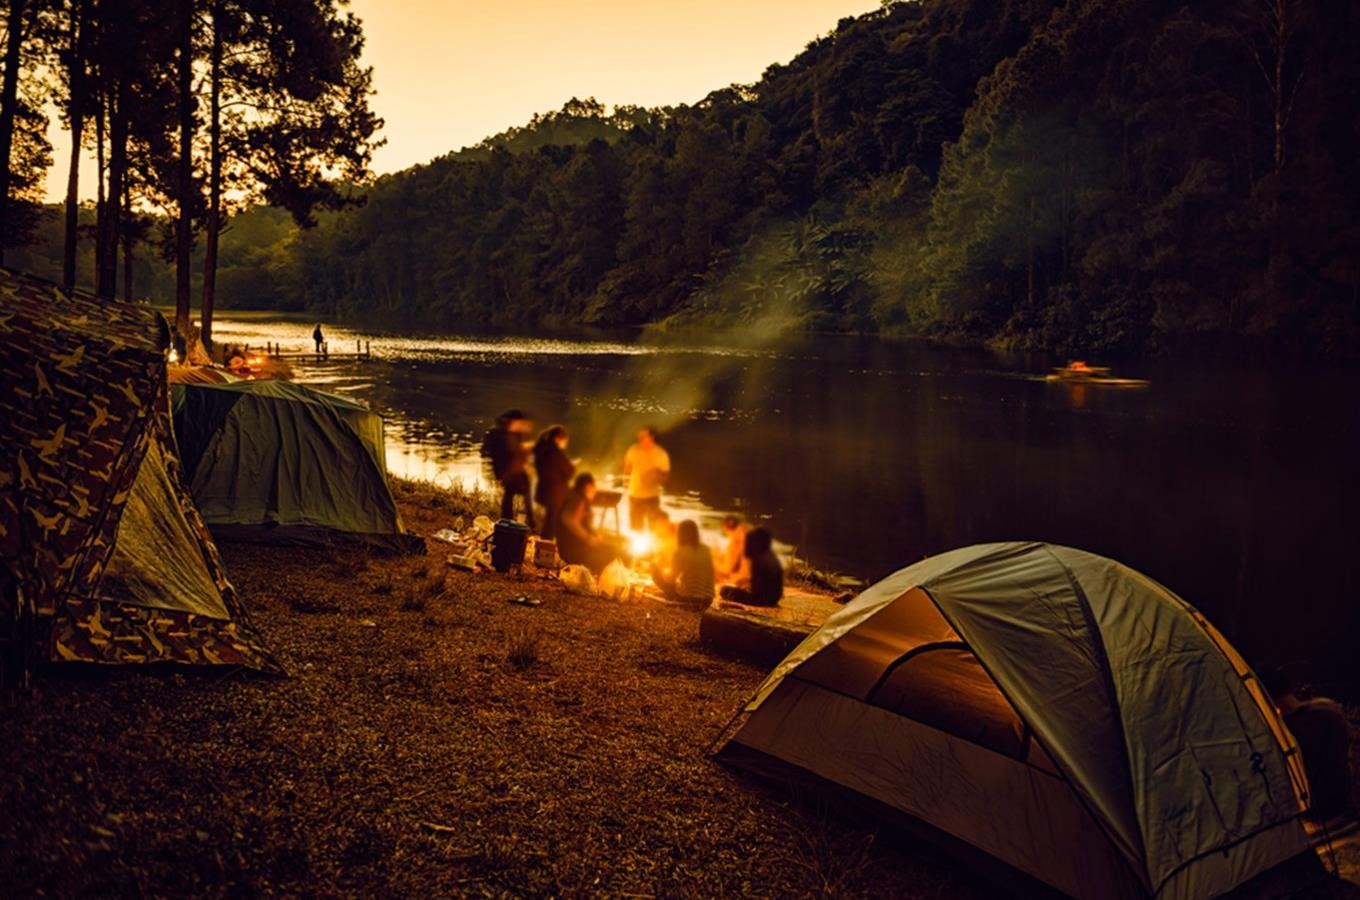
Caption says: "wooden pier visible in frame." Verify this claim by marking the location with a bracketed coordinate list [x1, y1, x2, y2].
[244, 339, 375, 361]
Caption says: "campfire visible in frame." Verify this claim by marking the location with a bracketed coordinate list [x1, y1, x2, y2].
[628, 530, 655, 558]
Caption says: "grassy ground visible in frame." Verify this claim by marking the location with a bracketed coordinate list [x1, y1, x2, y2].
[0, 481, 981, 899]
[0, 478, 1354, 898]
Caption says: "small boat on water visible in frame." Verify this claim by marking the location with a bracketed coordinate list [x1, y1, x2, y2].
[1045, 360, 1150, 388]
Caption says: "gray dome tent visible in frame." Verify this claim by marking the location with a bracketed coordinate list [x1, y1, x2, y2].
[171, 380, 421, 552]
[716, 542, 1310, 899]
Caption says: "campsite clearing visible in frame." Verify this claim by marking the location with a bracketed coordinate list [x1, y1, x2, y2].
[0, 481, 980, 898]
[2, 480, 1356, 897]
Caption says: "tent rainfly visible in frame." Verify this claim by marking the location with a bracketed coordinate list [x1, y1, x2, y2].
[0, 268, 278, 669]
[171, 380, 422, 552]
[715, 542, 1311, 900]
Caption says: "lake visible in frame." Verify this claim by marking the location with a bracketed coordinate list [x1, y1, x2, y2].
[207, 311, 1359, 684]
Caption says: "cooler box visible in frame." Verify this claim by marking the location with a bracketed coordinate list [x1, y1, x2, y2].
[491, 519, 532, 572]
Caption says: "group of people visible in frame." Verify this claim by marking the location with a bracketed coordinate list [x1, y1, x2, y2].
[480, 410, 783, 608]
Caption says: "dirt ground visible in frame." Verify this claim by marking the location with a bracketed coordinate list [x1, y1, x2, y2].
[0, 481, 1356, 898]
[0, 484, 981, 898]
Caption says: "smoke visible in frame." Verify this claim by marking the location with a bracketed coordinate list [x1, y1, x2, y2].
[576, 225, 825, 468]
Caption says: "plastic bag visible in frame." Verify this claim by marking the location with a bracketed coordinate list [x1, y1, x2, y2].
[597, 560, 631, 602]
[558, 564, 597, 595]
[470, 515, 496, 541]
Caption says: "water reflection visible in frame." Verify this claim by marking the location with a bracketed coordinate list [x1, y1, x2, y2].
[206, 313, 1360, 682]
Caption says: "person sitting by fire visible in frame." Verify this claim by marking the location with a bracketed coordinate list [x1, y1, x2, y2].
[623, 425, 670, 531]
[481, 409, 536, 528]
[717, 514, 750, 585]
[652, 519, 715, 608]
[556, 473, 620, 574]
[532, 424, 574, 540]
[719, 526, 783, 607]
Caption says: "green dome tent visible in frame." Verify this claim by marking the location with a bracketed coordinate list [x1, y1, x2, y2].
[0, 268, 277, 670]
[171, 380, 421, 552]
[716, 542, 1311, 900]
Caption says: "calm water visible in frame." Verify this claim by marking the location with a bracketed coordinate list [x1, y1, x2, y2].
[208, 312, 1360, 682]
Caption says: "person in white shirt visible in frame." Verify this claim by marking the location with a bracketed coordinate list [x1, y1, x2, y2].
[622, 425, 671, 531]
[652, 519, 716, 608]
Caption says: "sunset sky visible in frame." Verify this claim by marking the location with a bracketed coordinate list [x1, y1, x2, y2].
[43, 0, 878, 201]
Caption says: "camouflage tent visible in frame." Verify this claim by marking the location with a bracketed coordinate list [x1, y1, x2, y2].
[0, 268, 278, 671]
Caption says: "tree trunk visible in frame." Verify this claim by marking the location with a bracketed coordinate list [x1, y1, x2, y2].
[1026, 193, 1036, 310]
[0, 0, 30, 264]
[174, 1, 195, 335]
[97, 88, 125, 300]
[1248, 0, 1298, 178]
[122, 231, 134, 302]
[121, 183, 133, 302]
[1273, 8, 1285, 174]
[200, 1, 222, 351]
[62, 0, 86, 291]
[93, 87, 105, 289]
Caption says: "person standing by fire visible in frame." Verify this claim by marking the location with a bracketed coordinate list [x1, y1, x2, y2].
[532, 424, 574, 539]
[623, 425, 670, 531]
[481, 409, 536, 528]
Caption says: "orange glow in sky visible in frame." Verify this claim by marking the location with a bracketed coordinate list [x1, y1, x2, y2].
[43, 0, 878, 201]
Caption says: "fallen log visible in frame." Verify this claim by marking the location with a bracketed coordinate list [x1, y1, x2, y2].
[698, 605, 815, 668]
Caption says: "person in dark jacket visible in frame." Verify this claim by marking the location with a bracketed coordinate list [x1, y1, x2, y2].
[719, 526, 783, 606]
[312, 324, 325, 355]
[1262, 668, 1354, 820]
[481, 409, 535, 527]
[556, 473, 619, 574]
[532, 424, 575, 539]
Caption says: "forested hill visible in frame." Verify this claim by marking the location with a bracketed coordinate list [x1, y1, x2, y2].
[23, 0, 1360, 356]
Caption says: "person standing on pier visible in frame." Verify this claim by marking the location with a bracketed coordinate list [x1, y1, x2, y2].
[623, 425, 670, 531]
[313, 324, 325, 356]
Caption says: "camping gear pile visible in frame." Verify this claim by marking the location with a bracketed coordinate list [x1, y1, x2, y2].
[0, 269, 278, 671]
[433, 515, 563, 575]
[716, 541, 1310, 900]
[444, 516, 495, 570]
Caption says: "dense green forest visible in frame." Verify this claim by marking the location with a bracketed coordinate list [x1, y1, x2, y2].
[14, 0, 1360, 356]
